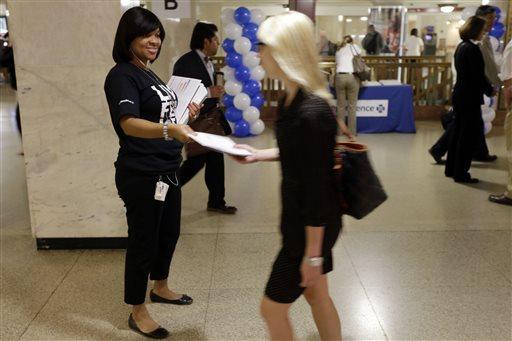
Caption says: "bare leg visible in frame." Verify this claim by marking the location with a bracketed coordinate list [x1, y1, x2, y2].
[152, 279, 184, 300]
[260, 296, 294, 340]
[131, 304, 160, 332]
[303, 275, 342, 341]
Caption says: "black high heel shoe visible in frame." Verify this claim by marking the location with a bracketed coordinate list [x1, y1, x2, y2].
[150, 290, 193, 305]
[128, 314, 169, 339]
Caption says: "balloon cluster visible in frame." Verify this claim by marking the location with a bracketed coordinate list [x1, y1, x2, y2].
[221, 7, 266, 137]
[482, 96, 496, 135]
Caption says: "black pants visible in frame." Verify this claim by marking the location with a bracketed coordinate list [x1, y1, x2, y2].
[115, 169, 181, 305]
[445, 104, 484, 180]
[180, 151, 225, 207]
[431, 116, 490, 159]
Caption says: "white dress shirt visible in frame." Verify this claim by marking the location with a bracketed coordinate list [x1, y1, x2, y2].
[404, 36, 424, 56]
[195, 49, 215, 98]
[499, 39, 512, 82]
[335, 44, 362, 73]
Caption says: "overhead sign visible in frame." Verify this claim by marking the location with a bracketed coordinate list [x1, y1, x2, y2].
[152, 0, 191, 19]
[356, 100, 389, 117]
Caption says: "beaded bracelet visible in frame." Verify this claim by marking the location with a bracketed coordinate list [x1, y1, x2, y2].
[163, 120, 172, 141]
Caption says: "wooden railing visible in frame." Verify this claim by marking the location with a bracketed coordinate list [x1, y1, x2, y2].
[212, 56, 453, 119]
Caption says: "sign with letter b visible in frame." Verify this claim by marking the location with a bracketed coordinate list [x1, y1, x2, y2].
[152, 0, 191, 19]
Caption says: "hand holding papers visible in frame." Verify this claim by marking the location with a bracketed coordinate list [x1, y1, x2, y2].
[187, 132, 253, 156]
[167, 76, 208, 124]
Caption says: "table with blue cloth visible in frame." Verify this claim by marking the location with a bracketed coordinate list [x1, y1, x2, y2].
[330, 84, 416, 133]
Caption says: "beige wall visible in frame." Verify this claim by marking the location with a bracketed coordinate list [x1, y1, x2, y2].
[8, 0, 126, 238]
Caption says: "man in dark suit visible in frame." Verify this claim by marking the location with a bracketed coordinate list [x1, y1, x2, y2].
[173, 22, 237, 214]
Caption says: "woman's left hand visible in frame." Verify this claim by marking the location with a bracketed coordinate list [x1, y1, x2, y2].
[300, 260, 322, 287]
[188, 102, 202, 122]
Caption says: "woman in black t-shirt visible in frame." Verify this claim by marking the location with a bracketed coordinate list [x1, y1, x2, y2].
[104, 8, 200, 339]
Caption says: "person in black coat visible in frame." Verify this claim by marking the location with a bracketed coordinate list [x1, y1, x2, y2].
[429, 6, 499, 164]
[173, 22, 237, 214]
[445, 16, 496, 183]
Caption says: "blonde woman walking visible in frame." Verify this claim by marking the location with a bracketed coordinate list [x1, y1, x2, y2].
[233, 11, 343, 341]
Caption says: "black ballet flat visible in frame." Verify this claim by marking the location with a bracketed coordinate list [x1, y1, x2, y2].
[454, 177, 479, 184]
[150, 290, 194, 305]
[128, 314, 169, 339]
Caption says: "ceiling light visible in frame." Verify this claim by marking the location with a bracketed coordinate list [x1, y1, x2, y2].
[338, 15, 344, 22]
[360, 16, 368, 21]
[481, 0, 490, 4]
[346, 18, 352, 23]
[439, 4, 456, 13]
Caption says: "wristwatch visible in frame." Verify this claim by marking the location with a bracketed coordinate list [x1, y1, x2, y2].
[304, 256, 324, 267]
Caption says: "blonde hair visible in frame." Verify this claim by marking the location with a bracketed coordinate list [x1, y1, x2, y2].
[257, 11, 333, 102]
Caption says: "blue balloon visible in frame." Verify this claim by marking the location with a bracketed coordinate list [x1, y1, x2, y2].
[234, 7, 251, 25]
[225, 107, 243, 122]
[226, 52, 243, 68]
[243, 23, 258, 40]
[235, 66, 251, 82]
[243, 80, 261, 96]
[251, 93, 264, 108]
[493, 6, 501, 16]
[222, 39, 235, 53]
[234, 119, 251, 137]
[490, 22, 505, 38]
[223, 94, 234, 107]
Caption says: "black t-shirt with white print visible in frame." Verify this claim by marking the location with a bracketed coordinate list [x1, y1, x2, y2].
[104, 62, 183, 175]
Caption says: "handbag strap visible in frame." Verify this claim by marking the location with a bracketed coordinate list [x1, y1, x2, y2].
[349, 44, 360, 57]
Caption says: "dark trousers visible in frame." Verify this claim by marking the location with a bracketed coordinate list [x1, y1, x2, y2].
[431, 116, 490, 159]
[115, 169, 181, 305]
[180, 151, 226, 207]
[445, 104, 484, 180]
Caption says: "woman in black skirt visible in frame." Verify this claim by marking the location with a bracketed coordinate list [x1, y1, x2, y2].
[234, 11, 343, 341]
[104, 7, 201, 339]
[445, 16, 496, 183]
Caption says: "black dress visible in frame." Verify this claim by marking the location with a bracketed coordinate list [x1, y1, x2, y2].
[445, 40, 494, 181]
[264, 89, 342, 304]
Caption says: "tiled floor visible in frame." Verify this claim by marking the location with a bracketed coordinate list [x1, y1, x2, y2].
[1, 84, 511, 340]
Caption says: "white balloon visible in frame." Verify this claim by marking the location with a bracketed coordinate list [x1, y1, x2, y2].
[243, 106, 260, 123]
[482, 106, 496, 123]
[489, 36, 499, 52]
[250, 119, 265, 135]
[225, 80, 243, 96]
[234, 93, 251, 110]
[222, 66, 236, 81]
[484, 121, 492, 135]
[250, 66, 266, 81]
[234, 37, 252, 55]
[221, 8, 235, 24]
[483, 95, 492, 107]
[224, 23, 242, 40]
[228, 121, 236, 133]
[251, 9, 265, 25]
[461, 6, 477, 21]
[243, 51, 260, 68]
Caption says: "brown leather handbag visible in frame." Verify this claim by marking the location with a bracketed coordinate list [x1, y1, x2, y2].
[186, 108, 232, 157]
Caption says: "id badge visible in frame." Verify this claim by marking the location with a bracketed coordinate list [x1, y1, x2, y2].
[154, 180, 169, 201]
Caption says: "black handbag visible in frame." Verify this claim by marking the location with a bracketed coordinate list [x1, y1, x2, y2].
[334, 142, 387, 219]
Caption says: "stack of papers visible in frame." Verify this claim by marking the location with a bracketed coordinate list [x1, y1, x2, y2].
[167, 76, 208, 124]
[363, 81, 382, 86]
[379, 79, 402, 85]
[188, 132, 253, 156]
